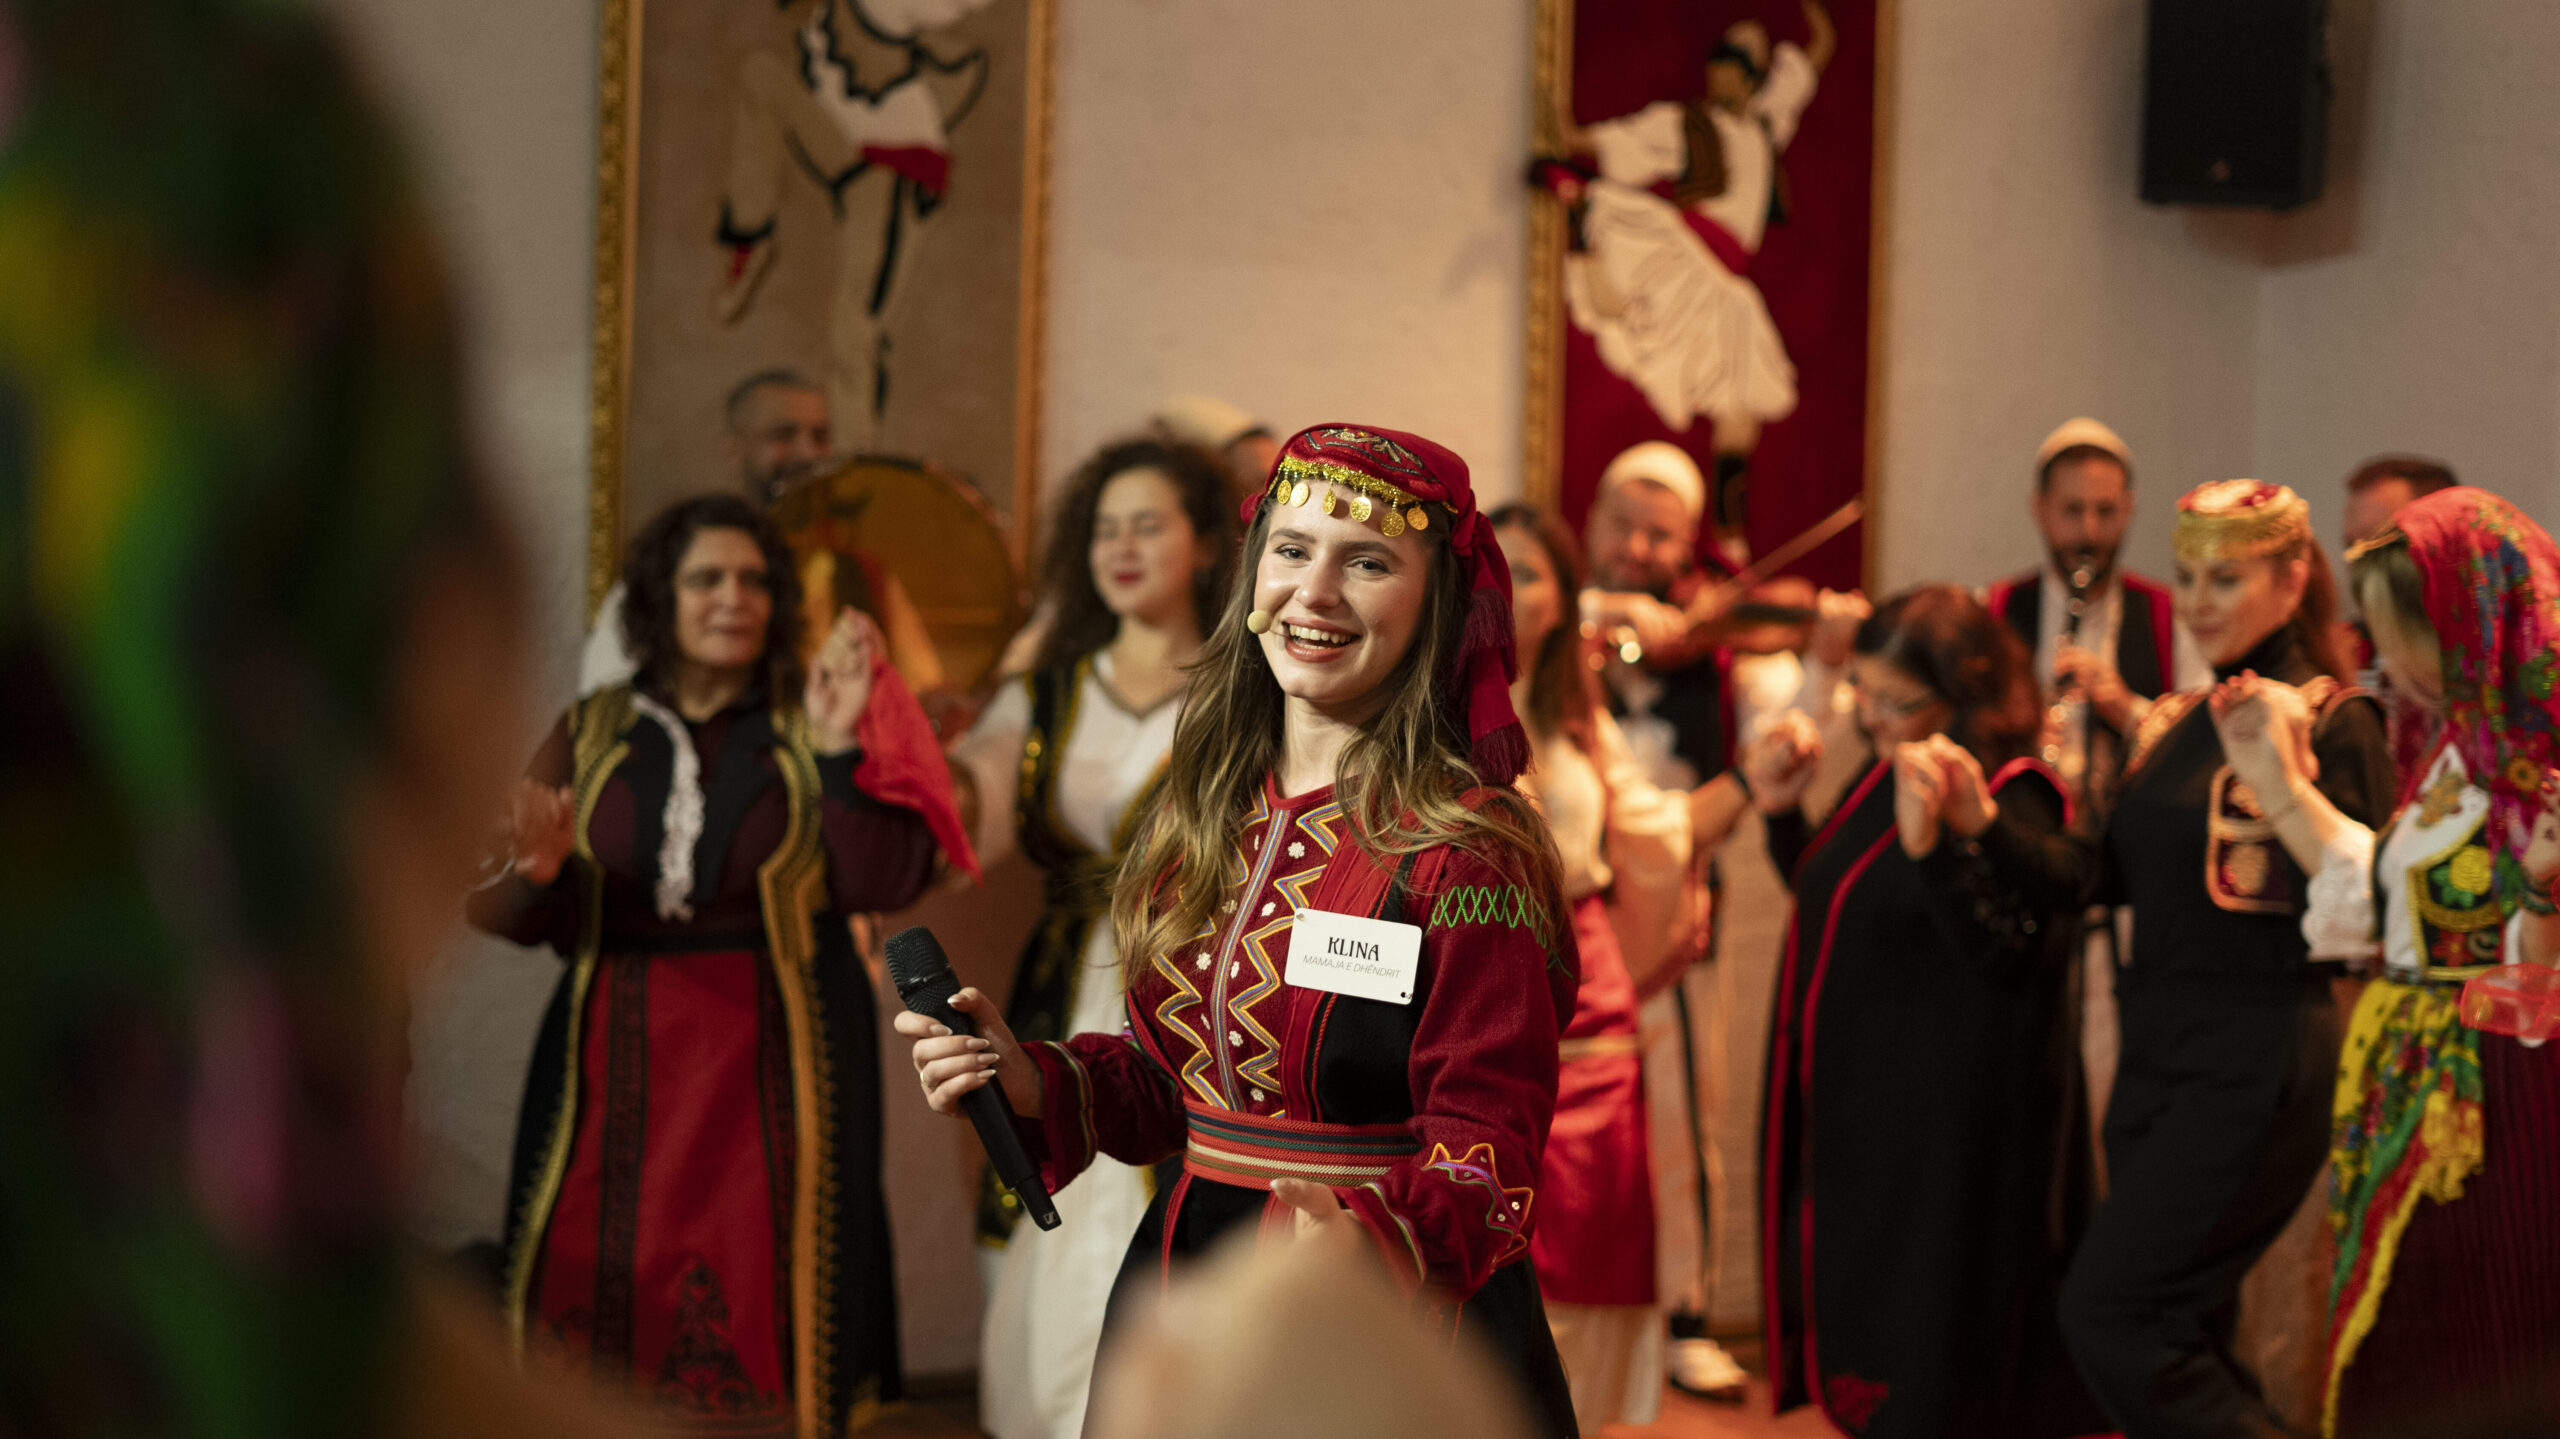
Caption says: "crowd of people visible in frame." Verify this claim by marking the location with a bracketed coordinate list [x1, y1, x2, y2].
[16, 8, 2559, 1439]
[462, 362, 2560, 1439]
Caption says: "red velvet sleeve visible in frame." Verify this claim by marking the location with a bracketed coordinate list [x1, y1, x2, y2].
[1017, 1023, 1189, 1192]
[814, 750, 939, 914]
[1337, 848, 1576, 1302]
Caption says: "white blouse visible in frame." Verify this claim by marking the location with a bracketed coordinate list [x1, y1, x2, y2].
[950, 649, 1182, 874]
[2304, 745, 2526, 974]
[1521, 710, 1694, 982]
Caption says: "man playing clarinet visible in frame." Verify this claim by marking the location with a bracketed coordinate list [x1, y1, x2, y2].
[1985, 418, 2209, 829]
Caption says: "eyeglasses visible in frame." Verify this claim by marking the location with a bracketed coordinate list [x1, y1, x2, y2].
[1848, 677, 1942, 719]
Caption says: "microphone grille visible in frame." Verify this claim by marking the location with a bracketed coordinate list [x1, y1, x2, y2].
[883, 925, 949, 997]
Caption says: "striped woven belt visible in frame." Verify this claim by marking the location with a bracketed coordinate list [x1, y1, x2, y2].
[1559, 1033, 1642, 1061]
[1182, 1102, 1420, 1189]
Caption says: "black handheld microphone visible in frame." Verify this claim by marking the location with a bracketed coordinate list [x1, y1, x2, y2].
[884, 925, 1061, 1231]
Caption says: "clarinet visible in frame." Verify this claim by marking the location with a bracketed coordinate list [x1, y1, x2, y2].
[2045, 552, 2100, 808]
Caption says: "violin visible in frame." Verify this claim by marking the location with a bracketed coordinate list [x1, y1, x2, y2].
[1586, 498, 1862, 666]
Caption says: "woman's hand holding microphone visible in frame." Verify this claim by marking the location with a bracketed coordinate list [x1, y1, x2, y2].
[893, 989, 1044, 1119]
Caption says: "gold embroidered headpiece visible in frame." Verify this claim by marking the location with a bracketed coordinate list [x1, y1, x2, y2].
[1264, 428, 1441, 540]
[2174, 479, 2312, 567]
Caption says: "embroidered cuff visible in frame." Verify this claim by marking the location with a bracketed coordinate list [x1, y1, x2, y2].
[1341, 1184, 1430, 1296]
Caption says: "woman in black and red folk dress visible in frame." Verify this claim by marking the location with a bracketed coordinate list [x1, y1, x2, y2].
[474, 495, 974, 1437]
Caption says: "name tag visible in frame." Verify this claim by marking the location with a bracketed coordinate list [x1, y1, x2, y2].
[1284, 908, 1424, 1005]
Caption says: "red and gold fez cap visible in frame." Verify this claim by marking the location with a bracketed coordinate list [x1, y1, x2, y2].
[1245, 424, 1527, 787]
[2173, 478, 2312, 567]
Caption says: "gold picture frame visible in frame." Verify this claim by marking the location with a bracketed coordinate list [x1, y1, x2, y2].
[586, 0, 1056, 618]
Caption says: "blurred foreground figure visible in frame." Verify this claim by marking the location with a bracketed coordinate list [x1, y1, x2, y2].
[1084, 1230, 1536, 1439]
[0, 2, 639, 1435]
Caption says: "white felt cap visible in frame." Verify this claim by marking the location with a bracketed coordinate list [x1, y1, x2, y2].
[1597, 441, 1707, 522]
[2035, 417, 2131, 474]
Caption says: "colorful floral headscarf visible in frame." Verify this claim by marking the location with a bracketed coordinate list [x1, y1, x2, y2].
[2387, 486, 2560, 915]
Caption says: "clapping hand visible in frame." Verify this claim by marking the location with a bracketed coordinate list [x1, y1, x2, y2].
[1924, 734, 1998, 839]
[1891, 741, 1946, 857]
[806, 606, 881, 757]
[2208, 671, 2316, 810]
[1744, 710, 1824, 814]
[508, 777, 577, 886]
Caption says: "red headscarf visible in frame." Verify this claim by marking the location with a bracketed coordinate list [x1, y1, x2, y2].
[2389, 486, 2560, 915]
[1242, 424, 1529, 787]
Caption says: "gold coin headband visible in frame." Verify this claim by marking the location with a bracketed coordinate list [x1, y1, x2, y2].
[2173, 478, 2312, 567]
[1268, 456, 1438, 540]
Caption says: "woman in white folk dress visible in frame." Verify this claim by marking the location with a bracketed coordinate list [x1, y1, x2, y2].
[950, 438, 1237, 1439]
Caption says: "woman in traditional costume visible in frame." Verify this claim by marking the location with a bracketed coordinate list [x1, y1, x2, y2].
[951, 438, 1235, 1439]
[2205, 486, 2560, 1436]
[1752, 585, 2105, 1438]
[1491, 505, 1700, 1434]
[471, 495, 973, 1437]
[901, 424, 1581, 1437]
[2058, 480, 2394, 1438]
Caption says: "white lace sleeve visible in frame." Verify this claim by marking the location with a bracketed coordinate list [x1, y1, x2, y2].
[2303, 820, 2380, 962]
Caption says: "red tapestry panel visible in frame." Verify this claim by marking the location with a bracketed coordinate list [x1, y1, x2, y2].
[1542, 0, 1879, 589]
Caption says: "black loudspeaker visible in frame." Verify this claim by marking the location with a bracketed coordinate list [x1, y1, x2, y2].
[2140, 0, 2330, 209]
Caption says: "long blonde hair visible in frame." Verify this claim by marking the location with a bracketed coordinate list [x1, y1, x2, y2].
[1110, 506, 1564, 977]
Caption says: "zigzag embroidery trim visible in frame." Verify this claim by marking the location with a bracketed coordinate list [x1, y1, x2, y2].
[1428, 884, 1535, 932]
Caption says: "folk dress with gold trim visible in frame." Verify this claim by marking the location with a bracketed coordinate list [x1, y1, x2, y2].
[1012, 778, 1582, 1438]
[2060, 628, 2394, 1438]
[470, 684, 940, 1437]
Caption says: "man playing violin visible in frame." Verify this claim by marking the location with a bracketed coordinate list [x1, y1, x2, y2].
[1576, 440, 1856, 1403]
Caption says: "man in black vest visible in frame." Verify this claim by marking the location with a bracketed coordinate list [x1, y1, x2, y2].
[1984, 418, 2208, 828]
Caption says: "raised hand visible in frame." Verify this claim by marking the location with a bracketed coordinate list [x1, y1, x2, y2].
[2208, 671, 2315, 810]
[1928, 734, 1998, 838]
[509, 777, 578, 886]
[1892, 740, 1945, 858]
[1807, 588, 1871, 670]
[892, 986, 1044, 1119]
[806, 605, 881, 757]
[1744, 709, 1824, 814]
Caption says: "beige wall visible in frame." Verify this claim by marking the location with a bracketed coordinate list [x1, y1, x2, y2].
[1039, 0, 1533, 498]
[2254, 0, 2560, 528]
[1872, 0, 2263, 593]
[360, 0, 2560, 1376]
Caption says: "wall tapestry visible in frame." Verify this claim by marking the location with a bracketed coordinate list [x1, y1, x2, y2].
[1528, 0, 1884, 586]
[589, 0, 1052, 610]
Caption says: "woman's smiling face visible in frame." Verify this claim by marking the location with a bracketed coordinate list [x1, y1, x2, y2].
[2175, 553, 2305, 669]
[1252, 496, 1436, 722]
